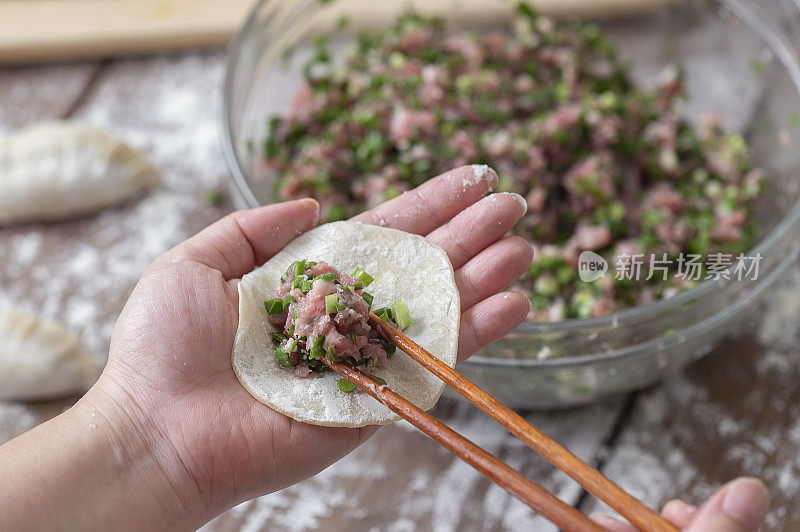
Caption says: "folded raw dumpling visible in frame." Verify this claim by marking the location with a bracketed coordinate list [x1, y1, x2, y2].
[0, 304, 101, 401]
[0, 121, 159, 224]
[232, 221, 460, 427]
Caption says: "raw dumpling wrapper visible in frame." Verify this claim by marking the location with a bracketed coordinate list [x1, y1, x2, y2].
[0, 121, 159, 224]
[0, 304, 101, 401]
[232, 221, 460, 427]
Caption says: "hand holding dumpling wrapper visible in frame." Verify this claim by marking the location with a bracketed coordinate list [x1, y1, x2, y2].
[232, 221, 460, 427]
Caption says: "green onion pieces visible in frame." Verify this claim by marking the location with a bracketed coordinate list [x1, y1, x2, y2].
[325, 293, 339, 313]
[338, 379, 357, 392]
[352, 267, 374, 287]
[390, 299, 411, 330]
[264, 299, 284, 314]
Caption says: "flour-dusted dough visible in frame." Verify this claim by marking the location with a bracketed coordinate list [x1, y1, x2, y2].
[0, 304, 101, 400]
[0, 121, 159, 224]
[232, 221, 460, 427]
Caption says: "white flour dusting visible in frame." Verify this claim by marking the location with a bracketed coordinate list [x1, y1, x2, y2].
[468, 164, 496, 192]
[757, 267, 800, 348]
[0, 402, 37, 441]
[583, 265, 800, 529]
[4, 46, 798, 530]
[0, 63, 96, 130]
[0, 52, 229, 369]
[198, 397, 621, 531]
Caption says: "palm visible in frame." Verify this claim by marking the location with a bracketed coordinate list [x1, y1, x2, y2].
[103, 167, 533, 515]
[109, 260, 371, 507]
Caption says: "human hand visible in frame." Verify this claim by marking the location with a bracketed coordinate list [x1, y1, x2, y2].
[86, 165, 533, 527]
[592, 477, 769, 532]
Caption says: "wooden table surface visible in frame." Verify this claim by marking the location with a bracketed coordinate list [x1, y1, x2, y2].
[1, 49, 799, 531]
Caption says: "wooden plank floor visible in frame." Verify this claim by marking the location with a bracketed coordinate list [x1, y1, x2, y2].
[581, 265, 800, 530]
[1, 50, 798, 531]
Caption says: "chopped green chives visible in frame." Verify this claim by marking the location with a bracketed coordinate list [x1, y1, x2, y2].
[264, 299, 284, 314]
[390, 299, 411, 329]
[750, 58, 765, 76]
[328, 204, 346, 220]
[309, 336, 326, 359]
[204, 188, 225, 206]
[362, 291, 374, 309]
[282, 295, 297, 309]
[327, 345, 346, 362]
[325, 293, 339, 313]
[337, 379, 357, 392]
[352, 267, 374, 287]
[281, 262, 293, 282]
[374, 307, 392, 323]
[275, 261, 407, 373]
[287, 338, 300, 354]
[307, 359, 326, 372]
[275, 347, 292, 368]
[283, 260, 306, 281]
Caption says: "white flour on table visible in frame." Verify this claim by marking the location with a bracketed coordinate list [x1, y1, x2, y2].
[582, 264, 800, 529]
[0, 52, 228, 368]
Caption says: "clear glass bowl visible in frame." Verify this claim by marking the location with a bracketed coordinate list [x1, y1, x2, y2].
[222, 0, 800, 408]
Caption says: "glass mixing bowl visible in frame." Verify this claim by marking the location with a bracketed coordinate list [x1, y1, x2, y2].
[222, 0, 800, 408]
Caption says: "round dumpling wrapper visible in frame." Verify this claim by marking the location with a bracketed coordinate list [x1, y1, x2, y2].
[232, 221, 460, 427]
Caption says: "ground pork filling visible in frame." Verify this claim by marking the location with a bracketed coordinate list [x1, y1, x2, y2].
[264, 260, 405, 384]
[259, 6, 765, 322]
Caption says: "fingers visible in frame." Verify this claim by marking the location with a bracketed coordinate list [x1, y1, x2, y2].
[686, 478, 769, 532]
[165, 199, 319, 279]
[455, 236, 533, 310]
[663, 499, 699, 528]
[588, 513, 638, 532]
[456, 291, 530, 363]
[426, 192, 527, 269]
[351, 165, 498, 236]
[592, 478, 770, 532]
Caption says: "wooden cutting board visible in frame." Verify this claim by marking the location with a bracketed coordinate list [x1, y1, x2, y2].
[0, 0, 258, 65]
[0, 0, 680, 65]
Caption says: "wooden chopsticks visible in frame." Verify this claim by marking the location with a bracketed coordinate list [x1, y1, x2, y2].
[324, 358, 604, 532]
[363, 312, 679, 532]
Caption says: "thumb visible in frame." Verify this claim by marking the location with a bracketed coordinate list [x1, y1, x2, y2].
[163, 198, 320, 280]
[687, 478, 769, 532]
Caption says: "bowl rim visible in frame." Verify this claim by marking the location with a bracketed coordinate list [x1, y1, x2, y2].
[220, 0, 800, 369]
[220, 0, 265, 212]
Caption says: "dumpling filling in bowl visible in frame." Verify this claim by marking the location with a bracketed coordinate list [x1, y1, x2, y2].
[257, 6, 765, 321]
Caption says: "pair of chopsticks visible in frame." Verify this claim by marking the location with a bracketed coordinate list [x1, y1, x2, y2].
[318, 313, 679, 532]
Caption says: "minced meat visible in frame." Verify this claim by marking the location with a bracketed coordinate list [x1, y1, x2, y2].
[265, 260, 402, 378]
[259, 6, 764, 321]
